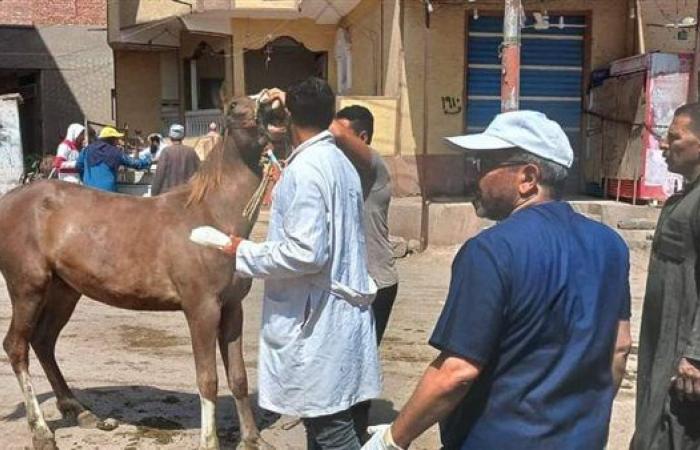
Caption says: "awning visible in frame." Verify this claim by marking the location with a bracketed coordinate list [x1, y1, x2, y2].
[112, 13, 233, 50]
[112, 0, 362, 49]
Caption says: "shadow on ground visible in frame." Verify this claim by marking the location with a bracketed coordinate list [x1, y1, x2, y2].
[369, 398, 399, 425]
[2, 385, 279, 448]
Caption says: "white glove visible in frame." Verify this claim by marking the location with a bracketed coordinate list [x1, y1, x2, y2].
[361, 424, 405, 450]
[189, 226, 231, 249]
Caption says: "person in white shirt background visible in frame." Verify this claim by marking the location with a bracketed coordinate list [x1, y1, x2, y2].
[139, 133, 166, 162]
[222, 77, 381, 450]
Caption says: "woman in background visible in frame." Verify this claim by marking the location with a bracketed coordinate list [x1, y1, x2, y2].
[53, 123, 85, 183]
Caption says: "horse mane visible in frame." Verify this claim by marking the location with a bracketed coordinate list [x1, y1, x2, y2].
[185, 96, 264, 207]
[186, 135, 228, 207]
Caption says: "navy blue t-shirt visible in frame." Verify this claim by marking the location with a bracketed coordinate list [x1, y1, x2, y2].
[430, 201, 630, 450]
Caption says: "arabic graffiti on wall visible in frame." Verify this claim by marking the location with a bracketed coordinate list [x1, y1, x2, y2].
[441, 96, 462, 115]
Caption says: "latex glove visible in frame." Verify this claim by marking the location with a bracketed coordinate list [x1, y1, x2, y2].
[222, 236, 243, 256]
[361, 424, 405, 450]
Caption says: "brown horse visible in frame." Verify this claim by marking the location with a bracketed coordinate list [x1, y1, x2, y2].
[0, 96, 281, 449]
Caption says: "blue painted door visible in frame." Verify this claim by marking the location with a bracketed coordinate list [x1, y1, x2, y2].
[466, 14, 585, 179]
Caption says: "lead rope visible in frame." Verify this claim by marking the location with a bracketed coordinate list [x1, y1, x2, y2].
[242, 89, 285, 221]
[243, 158, 274, 221]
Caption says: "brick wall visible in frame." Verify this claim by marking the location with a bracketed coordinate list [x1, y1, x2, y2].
[0, 0, 106, 26]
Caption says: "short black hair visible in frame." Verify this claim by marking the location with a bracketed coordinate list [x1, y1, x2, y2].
[336, 105, 374, 145]
[286, 77, 336, 130]
[674, 102, 700, 136]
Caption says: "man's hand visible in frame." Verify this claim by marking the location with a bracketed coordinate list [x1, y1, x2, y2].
[222, 236, 243, 256]
[264, 88, 286, 107]
[361, 425, 405, 450]
[329, 119, 351, 140]
[673, 357, 700, 401]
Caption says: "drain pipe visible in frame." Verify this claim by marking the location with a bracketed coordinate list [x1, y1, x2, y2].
[689, 1, 700, 102]
[501, 0, 521, 112]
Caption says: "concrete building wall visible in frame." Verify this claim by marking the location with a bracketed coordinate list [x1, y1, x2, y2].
[0, 25, 114, 153]
[342, 0, 633, 197]
[114, 50, 162, 135]
[0, 1, 112, 153]
[118, 0, 191, 27]
[39, 26, 114, 146]
[231, 18, 338, 96]
[641, 0, 696, 54]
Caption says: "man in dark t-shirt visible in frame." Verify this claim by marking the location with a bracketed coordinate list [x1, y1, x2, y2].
[362, 111, 632, 450]
[334, 105, 400, 444]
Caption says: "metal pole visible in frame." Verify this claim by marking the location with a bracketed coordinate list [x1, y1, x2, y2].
[635, 0, 646, 54]
[501, 0, 521, 112]
[689, 1, 700, 103]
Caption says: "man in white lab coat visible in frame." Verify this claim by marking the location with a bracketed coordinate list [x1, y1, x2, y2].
[224, 77, 381, 449]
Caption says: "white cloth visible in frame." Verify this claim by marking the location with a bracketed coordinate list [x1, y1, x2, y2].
[235, 130, 381, 418]
[55, 142, 78, 168]
[55, 123, 84, 182]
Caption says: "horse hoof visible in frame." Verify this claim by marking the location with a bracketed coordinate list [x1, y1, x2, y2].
[77, 411, 118, 431]
[32, 434, 57, 450]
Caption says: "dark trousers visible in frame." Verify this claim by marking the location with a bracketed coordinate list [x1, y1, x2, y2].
[303, 409, 361, 450]
[351, 283, 399, 443]
[373, 283, 399, 345]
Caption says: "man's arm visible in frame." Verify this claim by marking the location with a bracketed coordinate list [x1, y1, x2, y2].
[364, 240, 506, 449]
[120, 151, 150, 170]
[389, 352, 479, 448]
[674, 206, 700, 401]
[235, 169, 330, 279]
[612, 320, 632, 394]
[329, 119, 374, 173]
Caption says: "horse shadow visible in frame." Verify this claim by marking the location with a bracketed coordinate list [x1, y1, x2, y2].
[1, 385, 280, 448]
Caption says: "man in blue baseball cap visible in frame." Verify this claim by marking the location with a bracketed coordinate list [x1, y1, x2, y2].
[362, 111, 632, 450]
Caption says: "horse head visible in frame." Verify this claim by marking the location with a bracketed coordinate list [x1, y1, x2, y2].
[222, 94, 288, 168]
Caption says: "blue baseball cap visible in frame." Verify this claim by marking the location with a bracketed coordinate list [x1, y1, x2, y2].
[445, 110, 574, 168]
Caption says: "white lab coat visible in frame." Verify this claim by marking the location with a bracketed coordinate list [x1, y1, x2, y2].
[235, 131, 381, 418]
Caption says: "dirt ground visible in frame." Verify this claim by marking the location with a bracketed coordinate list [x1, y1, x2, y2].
[0, 239, 648, 449]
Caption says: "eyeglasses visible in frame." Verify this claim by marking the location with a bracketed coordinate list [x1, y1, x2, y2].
[467, 158, 530, 175]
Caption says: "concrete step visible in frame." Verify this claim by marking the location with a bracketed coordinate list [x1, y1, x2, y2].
[248, 198, 660, 252]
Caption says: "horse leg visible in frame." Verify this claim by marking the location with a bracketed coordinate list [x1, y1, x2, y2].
[3, 279, 56, 449]
[30, 278, 118, 431]
[186, 302, 222, 450]
[219, 300, 273, 450]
